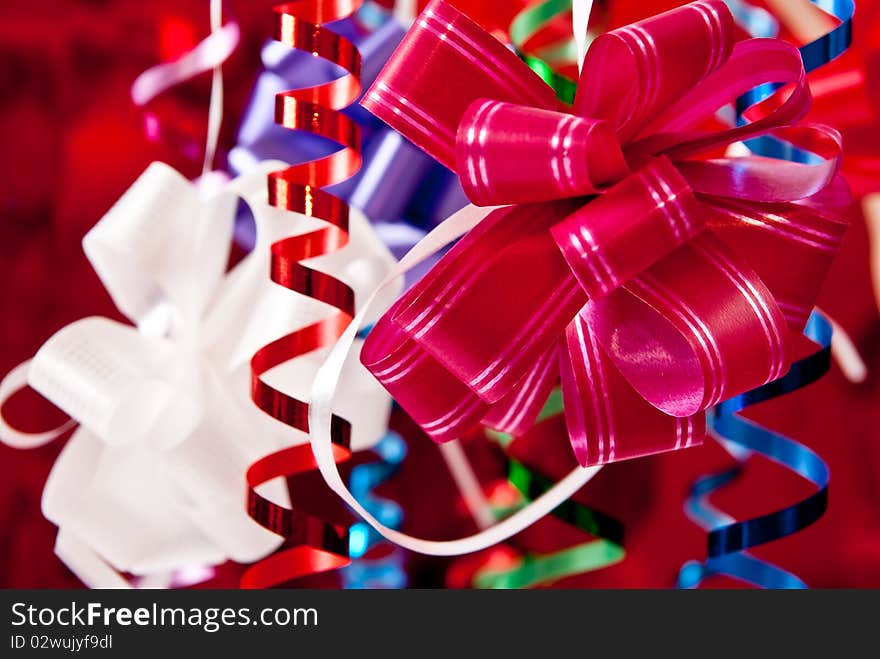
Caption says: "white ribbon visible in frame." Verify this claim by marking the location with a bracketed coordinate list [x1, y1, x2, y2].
[573, 0, 595, 72]
[0, 160, 399, 586]
[130, 0, 238, 176]
[308, 202, 601, 557]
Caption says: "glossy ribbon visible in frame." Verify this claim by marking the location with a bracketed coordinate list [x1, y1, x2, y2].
[228, 8, 467, 269]
[509, 0, 581, 103]
[679, 0, 853, 590]
[298, 3, 843, 556]
[474, 391, 625, 589]
[678, 312, 832, 588]
[343, 431, 408, 589]
[242, 0, 395, 589]
[735, 0, 855, 162]
[0, 158, 394, 588]
[358, 0, 847, 471]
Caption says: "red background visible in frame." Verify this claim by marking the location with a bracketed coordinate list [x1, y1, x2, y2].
[1, 0, 878, 588]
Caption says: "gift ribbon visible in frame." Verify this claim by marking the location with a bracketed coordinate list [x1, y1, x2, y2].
[228, 8, 468, 267]
[0, 154, 399, 588]
[358, 0, 846, 466]
[678, 0, 853, 589]
[509, 0, 580, 103]
[303, 0, 846, 559]
[343, 431, 408, 589]
[0, 0, 397, 589]
[347, 431, 407, 559]
[474, 0, 837, 588]
[242, 0, 368, 589]
[678, 312, 832, 588]
[474, 460, 624, 588]
[131, 0, 240, 174]
[735, 0, 854, 162]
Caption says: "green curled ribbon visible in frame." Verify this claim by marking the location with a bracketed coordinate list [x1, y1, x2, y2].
[510, 0, 582, 103]
[476, 390, 625, 589]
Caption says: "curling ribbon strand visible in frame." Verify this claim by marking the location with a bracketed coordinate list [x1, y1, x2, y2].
[343, 431, 408, 589]
[130, 0, 240, 172]
[678, 312, 832, 588]
[509, 0, 579, 103]
[474, 459, 624, 588]
[242, 0, 364, 589]
[734, 0, 854, 161]
[679, 0, 853, 589]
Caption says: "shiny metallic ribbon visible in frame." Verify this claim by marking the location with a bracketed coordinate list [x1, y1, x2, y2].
[678, 0, 854, 590]
[357, 0, 847, 470]
[243, 0, 397, 589]
[509, 0, 581, 103]
[678, 312, 832, 588]
[473, 390, 625, 589]
[735, 0, 855, 162]
[228, 5, 467, 270]
[343, 431, 408, 589]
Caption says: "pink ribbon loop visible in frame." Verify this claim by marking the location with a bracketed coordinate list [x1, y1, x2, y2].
[634, 39, 813, 155]
[359, 0, 848, 466]
[590, 231, 791, 418]
[455, 100, 628, 206]
[561, 311, 706, 467]
[551, 156, 703, 299]
[363, 0, 558, 170]
[575, 0, 734, 142]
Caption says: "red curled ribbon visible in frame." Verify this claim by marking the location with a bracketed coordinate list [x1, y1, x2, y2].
[242, 0, 363, 588]
[360, 0, 848, 467]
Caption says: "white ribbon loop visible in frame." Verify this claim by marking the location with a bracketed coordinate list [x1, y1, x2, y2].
[1, 159, 400, 586]
[29, 317, 182, 448]
[308, 203, 602, 557]
[0, 361, 75, 450]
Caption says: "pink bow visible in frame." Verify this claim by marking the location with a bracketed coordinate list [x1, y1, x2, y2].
[360, 0, 848, 466]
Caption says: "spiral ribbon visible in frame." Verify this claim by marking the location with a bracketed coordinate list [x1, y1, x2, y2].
[678, 313, 832, 588]
[509, 0, 580, 103]
[735, 0, 855, 162]
[343, 431, 408, 589]
[678, 0, 853, 589]
[242, 0, 365, 589]
[228, 9, 468, 265]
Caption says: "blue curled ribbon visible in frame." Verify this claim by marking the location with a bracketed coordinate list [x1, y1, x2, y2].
[678, 313, 832, 589]
[730, 0, 855, 162]
[680, 0, 853, 589]
[342, 431, 408, 589]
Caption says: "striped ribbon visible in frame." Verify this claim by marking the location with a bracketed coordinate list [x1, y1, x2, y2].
[678, 0, 853, 589]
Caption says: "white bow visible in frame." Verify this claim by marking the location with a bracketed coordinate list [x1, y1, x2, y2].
[0, 161, 400, 587]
